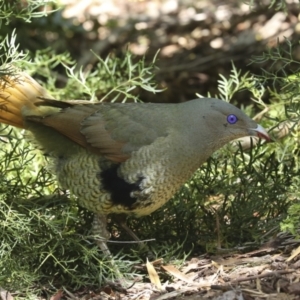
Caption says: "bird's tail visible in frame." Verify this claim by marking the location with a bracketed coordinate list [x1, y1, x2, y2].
[0, 72, 53, 129]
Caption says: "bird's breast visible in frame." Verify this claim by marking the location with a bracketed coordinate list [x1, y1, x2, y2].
[51, 146, 201, 217]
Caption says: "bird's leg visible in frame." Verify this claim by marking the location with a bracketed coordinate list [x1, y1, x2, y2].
[114, 215, 155, 259]
[114, 214, 147, 249]
[115, 215, 142, 243]
[92, 214, 111, 255]
[92, 214, 127, 282]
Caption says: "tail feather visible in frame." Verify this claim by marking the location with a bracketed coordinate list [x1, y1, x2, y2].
[0, 72, 53, 128]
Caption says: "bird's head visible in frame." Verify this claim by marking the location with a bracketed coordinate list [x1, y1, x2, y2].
[187, 99, 271, 152]
[210, 99, 270, 141]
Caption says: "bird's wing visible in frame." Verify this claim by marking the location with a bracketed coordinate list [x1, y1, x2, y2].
[30, 102, 172, 163]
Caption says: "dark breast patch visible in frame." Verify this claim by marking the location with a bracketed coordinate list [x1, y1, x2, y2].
[99, 164, 143, 208]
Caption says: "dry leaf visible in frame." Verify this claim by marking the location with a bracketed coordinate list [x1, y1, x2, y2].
[214, 290, 244, 300]
[0, 288, 13, 300]
[286, 245, 300, 262]
[146, 258, 163, 290]
[162, 265, 193, 283]
[155, 290, 185, 300]
[50, 290, 63, 300]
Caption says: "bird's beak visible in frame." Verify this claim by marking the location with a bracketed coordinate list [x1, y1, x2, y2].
[251, 124, 272, 142]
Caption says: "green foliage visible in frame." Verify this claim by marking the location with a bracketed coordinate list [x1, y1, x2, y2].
[250, 41, 300, 233]
[0, 46, 157, 289]
[251, 40, 300, 124]
[0, 11, 163, 292]
[160, 47, 299, 252]
[133, 142, 297, 253]
[281, 202, 300, 236]
[0, 0, 58, 25]
[0, 31, 29, 73]
[59, 51, 162, 101]
[246, 0, 289, 12]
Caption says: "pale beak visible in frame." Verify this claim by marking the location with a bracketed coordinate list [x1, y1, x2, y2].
[252, 124, 272, 142]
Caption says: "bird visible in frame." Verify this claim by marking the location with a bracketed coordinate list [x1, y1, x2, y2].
[0, 71, 270, 253]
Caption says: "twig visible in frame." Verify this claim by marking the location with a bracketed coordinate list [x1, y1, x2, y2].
[210, 269, 294, 292]
[231, 269, 294, 284]
[106, 238, 156, 244]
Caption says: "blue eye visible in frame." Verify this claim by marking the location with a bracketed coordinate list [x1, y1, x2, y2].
[227, 114, 238, 124]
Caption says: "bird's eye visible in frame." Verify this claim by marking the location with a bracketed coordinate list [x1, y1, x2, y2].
[227, 114, 238, 124]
